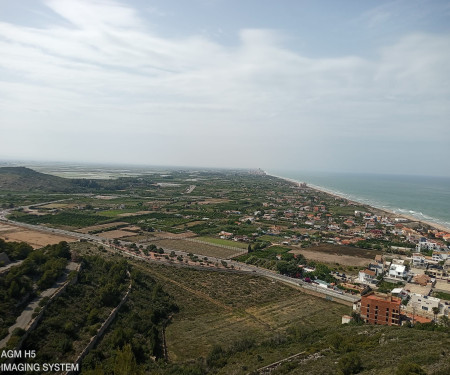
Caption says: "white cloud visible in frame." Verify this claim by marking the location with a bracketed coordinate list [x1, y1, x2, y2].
[0, 0, 449, 173]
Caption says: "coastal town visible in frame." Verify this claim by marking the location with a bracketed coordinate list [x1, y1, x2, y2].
[211, 178, 450, 327]
[0, 167, 449, 374]
[1, 168, 449, 331]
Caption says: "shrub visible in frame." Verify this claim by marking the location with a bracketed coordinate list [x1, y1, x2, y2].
[11, 327, 26, 337]
[206, 345, 227, 368]
[395, 362, 427, 375]
[337, 352, 362, 375]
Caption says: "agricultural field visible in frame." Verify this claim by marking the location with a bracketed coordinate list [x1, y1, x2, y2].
[0, 223, 76, 248]
[8, 211, 112, 229]
[196, 236, 249, 249]
[146, 239, 245, 259]
[133, 262, 349, 362]
[290, 248, 371, 267]
[287, 244, 381, 268]
[127, 261, 450, 375]
[197, 198, 231, 205]
[38, 203, 77, 209]
[301, 243, 381, 258]
[237, 245, 292, 262]
[97, 209, 153, 218]
[98, 229, 139, 239]
[76, 221, 129, 234]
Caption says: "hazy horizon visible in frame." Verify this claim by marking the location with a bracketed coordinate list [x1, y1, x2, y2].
[1, 0, 449, 176]
[2, 158, 450, 180]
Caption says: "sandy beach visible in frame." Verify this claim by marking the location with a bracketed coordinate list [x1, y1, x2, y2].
[268, 173, 450, 234]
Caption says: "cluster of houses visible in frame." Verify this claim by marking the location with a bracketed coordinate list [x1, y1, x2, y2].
[214, 183, 450, 327]
[218, 230, 251, 243]
[219, 187, 450, 253]
[354, 248, 450, 325]
[348, 290, 446, 326]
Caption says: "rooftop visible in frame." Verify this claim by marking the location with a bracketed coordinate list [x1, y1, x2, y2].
[362, 292, 401, 303]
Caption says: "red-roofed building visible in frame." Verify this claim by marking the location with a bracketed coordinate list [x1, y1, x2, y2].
[358, 269, 376, 284]
[360, 292, 401, 326]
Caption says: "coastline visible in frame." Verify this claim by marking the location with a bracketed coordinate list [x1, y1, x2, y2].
[267, 172, 450, 234]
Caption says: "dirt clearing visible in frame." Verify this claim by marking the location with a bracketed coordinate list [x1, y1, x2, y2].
[0, 223, 77, 248]
[77, 221, 129, 234]
[145, 239, 245, 259]
[289, 244, 380, 267]
[290, 249, 371, 267]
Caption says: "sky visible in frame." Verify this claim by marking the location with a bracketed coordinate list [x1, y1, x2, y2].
[0, 0, 449, 176]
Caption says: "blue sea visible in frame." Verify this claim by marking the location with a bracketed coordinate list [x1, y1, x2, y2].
[269, 170, 450, 231]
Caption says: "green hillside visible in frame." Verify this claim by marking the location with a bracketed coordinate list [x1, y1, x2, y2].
[0, 167, 81, 192]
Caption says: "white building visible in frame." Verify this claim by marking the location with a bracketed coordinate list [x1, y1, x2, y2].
[358, 269, 376, 284]
[432, 251, 449, 262]
[388, 263, 408, 280]
[416, 240, 441, 252]
[368, 262, 384, 276]
[409, 293, 440, 314]
[391, 287, 409, 301]
[412, 253, 426, 267]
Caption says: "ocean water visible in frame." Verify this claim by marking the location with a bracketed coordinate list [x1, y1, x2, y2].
[269, 170, 450, 230]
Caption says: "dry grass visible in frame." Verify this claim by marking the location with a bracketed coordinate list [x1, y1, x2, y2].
[77, 221, 129, 233]
[146, 239, 244, 258]
[197, 198, 230, 205]
[98, 229, 136, 239]
[117, 210, 153, 217]
[307, 243, 381, 258]
[39, 203, 77, 209]
[0, 224, 76, 248]
[290, 249, 371, 267]
[134, 263, 349, 362]
[289, 243, 380, 267]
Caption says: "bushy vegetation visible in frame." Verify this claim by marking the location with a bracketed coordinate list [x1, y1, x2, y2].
[355, 239, 415, 250]
[433, 291, 450, 301]
[10, 211, 111, 228]
[377, 280, 404, 293]
[0, 238, 33, 261]
[20, 255, 129, 365]
[81, 268, 178, 373]
[0, 241, 71, 339]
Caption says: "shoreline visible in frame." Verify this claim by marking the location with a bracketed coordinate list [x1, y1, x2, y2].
[266, 172, 450, 234]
